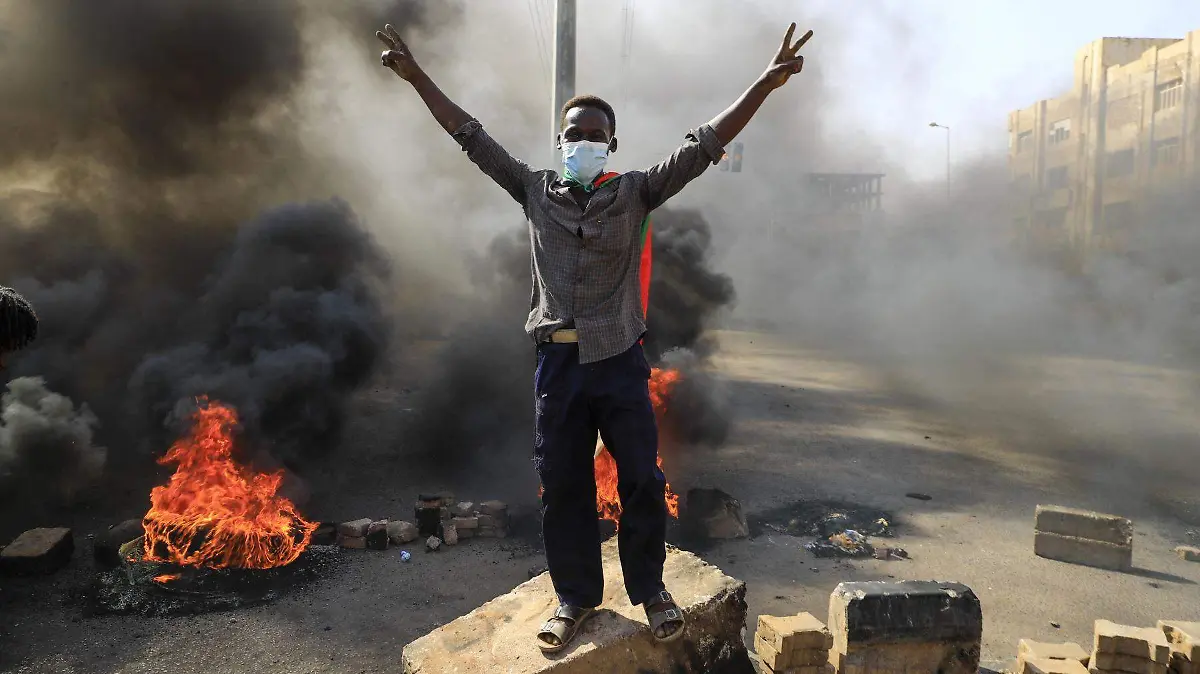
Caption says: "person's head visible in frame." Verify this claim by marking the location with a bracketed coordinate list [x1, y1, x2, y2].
[0, 286, 38, 370]
[557, 94, 618, 155]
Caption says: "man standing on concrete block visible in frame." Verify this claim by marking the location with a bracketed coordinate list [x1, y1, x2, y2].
[375, 18, 813, 653]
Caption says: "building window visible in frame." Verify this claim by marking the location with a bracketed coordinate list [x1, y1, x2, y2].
[1156, 79, 1183, 112]
[1153, 137, 1181, 166]
[1016, 130, 1033, 153]
[1105, 149, 1135, 178]
[1049, 118, 1071, 145]
[1045, 165, 1069, 190]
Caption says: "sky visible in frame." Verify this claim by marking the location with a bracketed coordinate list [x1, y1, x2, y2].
[548, 0, 1200, 183]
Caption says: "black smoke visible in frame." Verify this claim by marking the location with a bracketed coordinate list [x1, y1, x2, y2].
[0, 1, 453, 518]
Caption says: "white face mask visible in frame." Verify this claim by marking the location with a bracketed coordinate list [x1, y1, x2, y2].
[561, 140, 610, 186]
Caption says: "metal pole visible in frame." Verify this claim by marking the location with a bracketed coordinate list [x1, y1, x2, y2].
[945, 126, 951, 202]
[551, 0, 577, 166]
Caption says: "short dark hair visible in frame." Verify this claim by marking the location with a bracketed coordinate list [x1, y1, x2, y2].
[560, 94, 616, 135]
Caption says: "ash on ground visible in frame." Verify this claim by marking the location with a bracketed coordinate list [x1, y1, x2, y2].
[748, 499, 897, 558]
[84, 545, 341, 617]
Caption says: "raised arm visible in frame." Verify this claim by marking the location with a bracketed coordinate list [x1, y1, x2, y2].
[638, 23, 813, 210]
[709, 23, 813, 146]
[377, 24, 537, 205]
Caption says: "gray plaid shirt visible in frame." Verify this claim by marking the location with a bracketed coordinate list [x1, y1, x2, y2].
[453, 120, 724, 364]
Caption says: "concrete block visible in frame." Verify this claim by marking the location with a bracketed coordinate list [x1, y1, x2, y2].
[1023, 657, 1090, 674]
[1019, 640, 1090, 665]
[1092, 651, 1168, 674]
[400, 540, 748, 674]
[1035, 505, 1133, 546]
[415, 505, 442, 538]
[757, 613, 833, 652]
[1035, 531, 1133, 571]
[441, 523, 458, 546]
[453, 516, 479, 530]
[1159, 621, 1200, 670]
[828, 581, 981, 674]
[0, 527, 74, 575]
[337, 518, 372, 537]
[1095, 621, 1171, 663]
[753, 632, 830, 671]
[452, 501, 475, 518]
[1175, 547, 1200, 563]
[387, 520, 419, 544]
[337, 534, 366, 549]
[366, 520, 390, 550]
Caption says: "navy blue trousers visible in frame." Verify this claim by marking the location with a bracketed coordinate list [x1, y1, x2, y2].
[534, 341, 667, 608]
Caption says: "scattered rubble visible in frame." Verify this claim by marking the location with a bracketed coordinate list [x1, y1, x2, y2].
[329, 497, 508, 556]
[1034, 505, 1133, 571]
[93, 519, 143, 568]
[872, 546, 909, 561]
[754, 612, 833, 673]
[828, 580, 982, 674]
[681, 487, 749, 541]
[1174, 546, 1200, 563]
[0, 527, 74, 575]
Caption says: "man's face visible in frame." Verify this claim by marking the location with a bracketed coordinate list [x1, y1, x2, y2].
[560, 106, 616, 151]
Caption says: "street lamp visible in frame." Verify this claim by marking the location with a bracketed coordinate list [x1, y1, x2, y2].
[929, 122, 950, 202]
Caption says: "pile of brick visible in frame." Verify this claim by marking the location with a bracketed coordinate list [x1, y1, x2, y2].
[753, 613, 834, 674]
[1015, 639, 1090, 674]
[1090, 620, 1172, 674]
[1034, 505, 1133, 571]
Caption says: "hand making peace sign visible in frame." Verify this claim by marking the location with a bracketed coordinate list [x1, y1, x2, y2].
[377, 23, 422, 81]
[761, 23, 814, 90]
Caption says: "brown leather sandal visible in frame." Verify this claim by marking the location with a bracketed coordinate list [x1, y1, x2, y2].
[537, 604, 595, 653]
[645, 590, 685, 643]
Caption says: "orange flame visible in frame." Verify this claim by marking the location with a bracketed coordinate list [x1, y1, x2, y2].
[153, 573, 181, 584]
[141, 398, 317, 570]
[594, 367, 681, 526]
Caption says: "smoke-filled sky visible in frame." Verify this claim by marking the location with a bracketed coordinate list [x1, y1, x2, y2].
[3, 0, 1200, 521]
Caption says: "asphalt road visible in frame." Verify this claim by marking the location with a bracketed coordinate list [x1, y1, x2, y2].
[2, 330, 1198, 673]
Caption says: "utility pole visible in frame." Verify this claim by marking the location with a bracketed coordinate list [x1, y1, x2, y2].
[929, 122, 951, 202]
[551, 0, 577, 165]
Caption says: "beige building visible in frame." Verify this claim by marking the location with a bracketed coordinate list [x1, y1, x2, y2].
[1009, 31, 1200, 255]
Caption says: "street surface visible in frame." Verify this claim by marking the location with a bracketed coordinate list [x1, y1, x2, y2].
[2, 330, 1198, 673]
